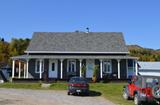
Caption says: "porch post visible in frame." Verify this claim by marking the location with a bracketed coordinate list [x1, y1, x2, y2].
[18, 61, 21, 78]
[135, 60, 138, 75]
[100, 59, 103, 79]
[26, 59, 29, 78]
[60, 59, 63, 79]
[24, 63, 26, 78]
[39, 59, 42, 79]
[12, 60, 15, 78]
[117, 59, 121, 79]
[79, 59, 82, 77]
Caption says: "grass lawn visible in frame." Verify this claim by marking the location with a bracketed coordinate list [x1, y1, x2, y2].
[0, 83, 42, 89]
[90, 83, 134, 105]
[0, 82, 134, 105]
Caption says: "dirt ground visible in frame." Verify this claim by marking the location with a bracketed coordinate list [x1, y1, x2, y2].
[0, 88, 115, 105]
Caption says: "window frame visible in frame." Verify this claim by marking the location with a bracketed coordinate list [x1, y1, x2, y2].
[35, 59, 44, 73]
[51, 62, 55, 71]
[67, 59, 76, 72]
[103, 60, 112, 73]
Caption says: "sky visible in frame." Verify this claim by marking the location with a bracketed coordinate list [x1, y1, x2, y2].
[0, 0, 160, 49]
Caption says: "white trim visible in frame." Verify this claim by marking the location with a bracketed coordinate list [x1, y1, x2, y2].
[100, 59, 103, 79]
[67, 59, 76, 72]
[103, 60, 112, 74]
[26, 59, 29, 78]
[117, 59, 121, 79]
[12, 60, 15, 78]
[25, 51, 129, 54]
[24, 63, 26, 78]
[135, 60, 138, 75]
[39, 59, 42, 79]
[60, 59, 63, 79]
[18, 62, 21, 78]
[35, 59, 44, 73]
[79, 59, 82, 77]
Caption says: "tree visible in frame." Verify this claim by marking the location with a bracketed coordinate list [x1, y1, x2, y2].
[0, 38, 30, 67]
[0, 40, 10, 68]
[9, 38, 30, 56]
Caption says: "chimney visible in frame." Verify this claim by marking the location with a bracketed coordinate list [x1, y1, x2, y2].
[86, 27, 89, 33]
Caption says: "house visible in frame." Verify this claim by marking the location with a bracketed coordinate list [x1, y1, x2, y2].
[11, 32, 138, 81]
[138, 62, 160, 76]
[0, 65, 11, 82]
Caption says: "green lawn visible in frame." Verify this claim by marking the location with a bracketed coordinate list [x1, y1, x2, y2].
[90, 83, 134, 105]
[0, 83, 42, 89]
[0, 82, 134, 105]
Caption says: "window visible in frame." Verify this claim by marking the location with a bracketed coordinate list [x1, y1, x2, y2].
[134, 77, 142, 87]
[35, 60, 44, 73]
[67, 60, 76, 72]
[128, 59, 134, 67]
[52, 63, 55, 71]
[103, 60, 112, 73]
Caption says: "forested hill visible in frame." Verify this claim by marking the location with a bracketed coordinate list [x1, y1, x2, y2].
[127, 45, 160, 61]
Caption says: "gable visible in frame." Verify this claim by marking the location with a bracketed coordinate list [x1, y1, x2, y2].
[26, 32, 128, 53]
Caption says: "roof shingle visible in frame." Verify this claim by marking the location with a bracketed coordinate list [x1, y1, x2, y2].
[26, 32, 128, 53]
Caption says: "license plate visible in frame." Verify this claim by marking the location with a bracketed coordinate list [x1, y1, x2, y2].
[76, 90, 81, 92]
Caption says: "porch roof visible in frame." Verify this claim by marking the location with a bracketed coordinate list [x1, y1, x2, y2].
[11, 55, 138, 60]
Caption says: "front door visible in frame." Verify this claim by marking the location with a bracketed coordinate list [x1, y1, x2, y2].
[86, 59, 95, 78]
[49, 60, 58, 78]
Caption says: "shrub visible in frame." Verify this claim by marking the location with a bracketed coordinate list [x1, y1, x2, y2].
[92, 65, 99, 82]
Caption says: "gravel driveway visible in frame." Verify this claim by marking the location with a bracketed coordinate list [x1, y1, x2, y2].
[0, 88, 115, 105]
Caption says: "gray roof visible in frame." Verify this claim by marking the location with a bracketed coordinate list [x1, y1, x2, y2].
[11, 55, 138, 60]
[26, 32, 128, 53]
[138, 62, 160, 70]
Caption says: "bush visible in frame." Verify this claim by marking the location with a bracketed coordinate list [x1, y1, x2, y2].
[81, 65, 86, 77]
[92, 65, 99, 82]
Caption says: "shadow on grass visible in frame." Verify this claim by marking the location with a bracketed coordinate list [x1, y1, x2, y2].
[73, 90, 102, 97]
[141, 102, 158, 105]
[88, 90, 102, 97]
[127, 98, 158, 105]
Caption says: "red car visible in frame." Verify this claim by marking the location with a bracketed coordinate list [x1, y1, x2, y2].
[123, 75, 160, 105]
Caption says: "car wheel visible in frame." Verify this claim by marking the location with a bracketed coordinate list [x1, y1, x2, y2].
[85, 92, 89, 96]
[123, 90, 129, 100]
[152, 85, 160, 98]
[67, 92, 70, 95]
[134, 94, 141, 105]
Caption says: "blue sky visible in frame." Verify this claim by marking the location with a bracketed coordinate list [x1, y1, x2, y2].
[0, 0, 160, 49]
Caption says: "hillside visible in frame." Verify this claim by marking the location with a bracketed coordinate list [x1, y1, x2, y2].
[127, 45, 160, 61]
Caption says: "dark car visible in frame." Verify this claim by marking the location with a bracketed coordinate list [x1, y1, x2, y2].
[123, 75, 160, 105]
[68, 76, 89, 95]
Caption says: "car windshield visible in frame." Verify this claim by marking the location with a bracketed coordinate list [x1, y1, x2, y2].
[69, 77, 87, 83]
[145, 77, 160, 87]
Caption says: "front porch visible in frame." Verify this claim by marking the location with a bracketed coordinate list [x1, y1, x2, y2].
[11, 55, 138, 81]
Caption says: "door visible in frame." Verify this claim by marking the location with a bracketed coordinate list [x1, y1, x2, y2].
[49, 60, 58, 78]
[86, 59, 95, 78]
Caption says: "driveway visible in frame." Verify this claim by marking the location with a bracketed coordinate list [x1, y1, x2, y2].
[0, 88, 115, 105]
